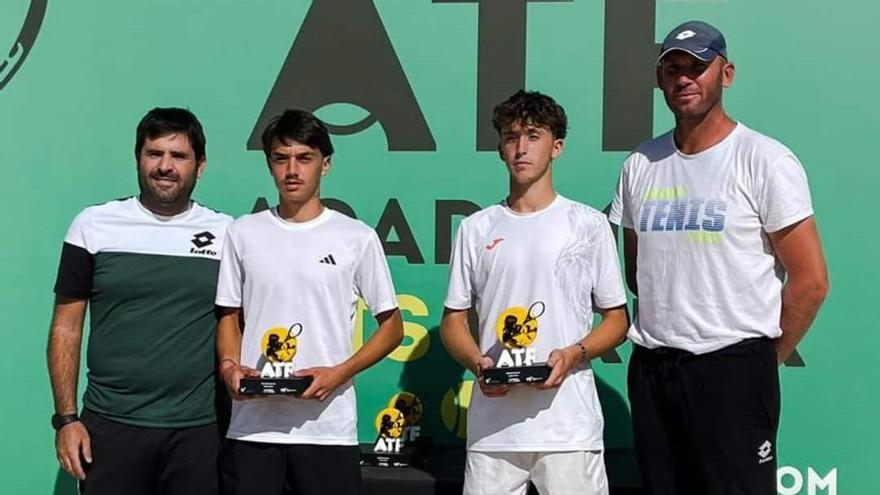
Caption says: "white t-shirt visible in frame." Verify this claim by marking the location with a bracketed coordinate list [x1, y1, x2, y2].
[445, 195, 627, 452]
[215, 207, 398, 445]
[609, 123, 814, 354]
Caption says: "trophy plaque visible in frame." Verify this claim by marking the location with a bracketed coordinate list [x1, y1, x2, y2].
[482, 301, 552, 385]
[361, 392, 425, 468]
[239, 323, 313, 396]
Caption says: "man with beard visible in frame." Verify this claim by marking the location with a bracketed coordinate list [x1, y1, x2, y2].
[48, 107, 231, 494]
[609, 21, 829, 494]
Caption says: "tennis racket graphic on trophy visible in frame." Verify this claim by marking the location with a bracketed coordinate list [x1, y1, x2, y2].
[239, 323, 313, 395]
[482, 301, 552, 385]
[362, 392, 425, 467]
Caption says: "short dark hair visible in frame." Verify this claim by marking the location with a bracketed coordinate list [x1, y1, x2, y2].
[135, 107, 206, 162]
[260, 109, 334, 158]
[491, 90, 568, 140]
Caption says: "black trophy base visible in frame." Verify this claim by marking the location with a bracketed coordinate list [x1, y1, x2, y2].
[482, 363, 551, 385]
[239, 376, 313, 395]
[360, 444, 415, 468]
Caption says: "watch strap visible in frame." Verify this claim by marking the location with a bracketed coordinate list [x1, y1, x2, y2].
[51, 412, 79, 431]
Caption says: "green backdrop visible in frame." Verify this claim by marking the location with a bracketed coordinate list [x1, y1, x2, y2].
[2, 1, 876, 493]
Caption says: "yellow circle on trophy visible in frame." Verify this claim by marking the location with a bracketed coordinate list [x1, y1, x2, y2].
[388, 392, 423, 426]
[495, 305, 539, 349]
[260, 324, 302, 363]
[375, 407, 405, 438]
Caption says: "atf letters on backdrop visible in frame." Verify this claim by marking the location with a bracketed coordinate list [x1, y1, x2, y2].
[1, 1, 876, 493]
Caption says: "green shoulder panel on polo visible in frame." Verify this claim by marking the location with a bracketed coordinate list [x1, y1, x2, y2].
[64, 197, 232, 428]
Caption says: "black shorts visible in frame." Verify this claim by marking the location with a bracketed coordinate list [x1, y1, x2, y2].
[219, 439, 362, 495]
[79, 409, 219, 495]
[628, 337, 780, 495]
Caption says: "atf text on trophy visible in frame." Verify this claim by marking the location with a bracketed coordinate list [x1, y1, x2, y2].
[481, 301, 551, 385]
[362, 392, 424, 467]
[239, 323, 313, 395]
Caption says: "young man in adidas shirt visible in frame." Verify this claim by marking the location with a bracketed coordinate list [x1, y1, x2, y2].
[609, 21, 829, 494]
[215, 109, 403, 495]
[48, 108, 232, 494]
[441, 90, 629, 495]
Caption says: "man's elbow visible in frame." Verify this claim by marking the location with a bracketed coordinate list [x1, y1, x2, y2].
[387, 310, 404, 348]
[604, 307, 630, 345]
[614, 312, 630, 345]
[811, 276, 830, 307]
[793, 274, 830, 308]
[391, 322, 404, 348]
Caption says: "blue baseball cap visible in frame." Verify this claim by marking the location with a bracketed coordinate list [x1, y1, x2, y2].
[658, 21, 727, 63]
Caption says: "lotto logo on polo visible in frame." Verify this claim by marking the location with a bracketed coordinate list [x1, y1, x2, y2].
[758, 440, 774, 464]
[190, 231, 218, 256]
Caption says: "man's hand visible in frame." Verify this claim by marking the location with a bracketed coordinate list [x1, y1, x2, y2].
[538, 346, 582, 389]
[475, 356, 512, 398]
[55, 421, 91, 480]
[297, 365, 353, 402]
[219, 361, 261, 401]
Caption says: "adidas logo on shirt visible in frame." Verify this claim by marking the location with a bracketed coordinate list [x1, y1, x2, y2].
[319, 254, 337, 265]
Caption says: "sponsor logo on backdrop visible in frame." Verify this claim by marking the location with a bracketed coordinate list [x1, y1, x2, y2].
[1, 0, 47, 91]
[249, 0, 660, 152]
[777, 466, 837, 495]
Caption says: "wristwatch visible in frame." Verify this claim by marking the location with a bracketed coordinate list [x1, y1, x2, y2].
[51, 413, 79, 431]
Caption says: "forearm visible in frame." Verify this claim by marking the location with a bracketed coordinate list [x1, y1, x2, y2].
[775, 279, 828, 362]
[578, 307, 629, 360]
[440, 310, 483, 374]
[47, 299, 87, 415]
[341, 309, 403, 378]
[47, 324, 82, 414]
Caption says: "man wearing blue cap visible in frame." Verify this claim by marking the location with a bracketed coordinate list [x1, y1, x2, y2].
[609, 21, 829, 494]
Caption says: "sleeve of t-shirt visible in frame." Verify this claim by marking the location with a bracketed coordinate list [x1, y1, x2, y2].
[590, 217, 628, 309]
[54, 210, 94, 299]
[757, 154, 815, 233]
[608, 160, 633, 228]
[444, 223, 473, 310]
[215, 224, 243, 308]
[354, 231, 399, 316]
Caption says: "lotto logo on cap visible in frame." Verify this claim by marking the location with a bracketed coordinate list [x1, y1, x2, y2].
[658, 20, 728, 62]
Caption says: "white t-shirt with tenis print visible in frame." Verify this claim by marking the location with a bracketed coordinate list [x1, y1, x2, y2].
[609, 123, 814, 354]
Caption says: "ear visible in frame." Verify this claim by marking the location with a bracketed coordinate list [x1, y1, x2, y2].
[550, 138, 564, 160]
[722, 60, 735, 88]
[655, 65, 663, 89]
[196, 157, 207, 179]
[321, 156, 332, 176]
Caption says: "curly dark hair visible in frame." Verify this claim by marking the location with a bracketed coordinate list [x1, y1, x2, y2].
[491, 90, 568, 139]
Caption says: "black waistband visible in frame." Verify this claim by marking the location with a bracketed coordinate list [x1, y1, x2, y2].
[634, 337, 772, 358]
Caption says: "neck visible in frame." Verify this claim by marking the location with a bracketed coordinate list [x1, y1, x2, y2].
[277, 195, 324, 222]
[673, 104, 737, 154]
[138, 194, 190, 217]
[507, 173, 557, 213]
